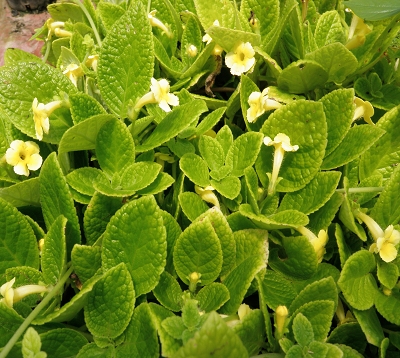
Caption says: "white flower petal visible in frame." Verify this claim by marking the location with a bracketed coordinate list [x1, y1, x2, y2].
[27, 153, 43, 171]
[158, 100, 172, 112]
[14, 162, 29, 176]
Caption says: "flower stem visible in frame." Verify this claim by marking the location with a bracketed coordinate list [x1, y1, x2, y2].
[71, 0, 102, 46]
[336, 187, 383, 193]
[0, 265, 74, 358]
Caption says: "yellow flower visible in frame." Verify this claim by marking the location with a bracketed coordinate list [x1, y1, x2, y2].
[346, 13, 372, 50]
[5, 140, 43, 176]
[195, 185, 220, 209]
[0, 277, 50, 308]
[297, 227, 328, 263]
[264, 133, 299, 195]
[32, 98, 63, 140]
[62, 64, 84, 87]
[148, 10, 173, 38]
[275, 305, 289, 340]
[46, 19, 72, 39]
[238, 304, 251, 321]
[150, 78, 179, 112]
[86, 54, 99, 72]
[225, 42, 255, 76]
[247, 88, 282, 123]
[353, 97, 374, 125]
[187, 45, 198, 58]
[370, 225, 400, 263]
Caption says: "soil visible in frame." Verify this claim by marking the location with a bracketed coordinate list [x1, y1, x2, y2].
[0, 0, 50, 66]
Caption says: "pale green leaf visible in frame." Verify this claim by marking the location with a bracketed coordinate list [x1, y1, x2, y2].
[314, 10, 346, 48]
[179, 192, 209, 222]
[153, 271, 183, 312]
[71, 245, 102, 284]
[196, 282, 230, 312]
[179, 153, 210, 187]
[293, 313, 314, 347]
[0, 178, 40, 207]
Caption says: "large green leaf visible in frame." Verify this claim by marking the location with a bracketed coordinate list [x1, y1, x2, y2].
[346, 0, 400, 21]
[98, 1, 154, 117]
[102, 196, 167, 296]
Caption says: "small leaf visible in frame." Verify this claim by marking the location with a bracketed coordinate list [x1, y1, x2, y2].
[338, 250, 378, 310]
[173, 217, 223, 285]
[96, 118, 135, 178]
[179, 192, 209, 222]
[277, 59, 328, 94]
[39, 153, 81, 257]
[42, 216, 67, 285]
[314, 10, 346, 47]
[120, 162, 161, 191]
[153, 271, 183, 312]
[234, 229, 268, 266]
[136, 172, 175, 195]
[179, 153, 210, 187]
[211, 176, 241, 199]
[71, 245, 102, 284]
[377, 260, 399, 289]
[219, 255, 265, 314]
[22, 327, 43, 358]
[66, 168, 108, 196]
[196, 283, 230, 312]
[172, 312, 248, 358]
[69, 93, 106, 125]
[85, 263, 135, 339]
[375, 291, 400, 326]
[352, 308, 384, 347]
[293, 313, 314, 347]
[193, 0, 236, 29]
[199, 135, 225, 171]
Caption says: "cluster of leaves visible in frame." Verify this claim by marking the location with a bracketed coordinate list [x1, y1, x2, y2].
[0, 0, 400, 357]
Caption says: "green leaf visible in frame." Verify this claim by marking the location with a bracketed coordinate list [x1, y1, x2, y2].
[360, 105, 400, 181]
[71, 245, 102, 284]
[240, 0, 279, 39]
[120, 162, 161, 191]
[137, 172, 175, 195]
[181, 16, 202, 66]
[314, 10, 346, 48]
[0, 62, 77, 142]
[206, 25, 261, 53]
[42, 216, 67, 285]
[0, 303, 24, 346]
[172, 312, 248, 358]
[293, 313, 314, 347]
[32, 273, 103, 324]
[179, 192, 209, 222]
[136, 100, 208, 152]
[98, 1, 154, 117]
[335, 224, 352, 269]
[370, 165, 400, 228]
[226, 132, 264, 177]
[244, 167, 260, 214]
[289, 277, 337, 316]
[0, 178, 40, 207]
[259, 100, 327, 192]
[182, 298, 201, 330]
[319, 89, 355, 156]
[96, 118, 135, 178]
[219, 255, 265, 314]
[66, 168, 108, 196]
[179, 153, 210, 187]
[97, 2, 125, 33]
[346, 0, 400, 21]
[4, 48, 43, 66]
[269, 236, 318, 280]
[69, 93, 106, 125]
[194, 207, 236, 279]
[322, 125, 385, 170]
[234, 229, 268, 266]
[375, 291, 400, 326]
[162, 316, 186, 340]
[309, 192, 343, 234]
[338, 250, 378, 310]
[305, 42, 358, 83]
[76, 343, 113, 357]
[232, 309, 266, 356]
[195, 107, 226, 137]
[83, 192, 123, 246]
[377, 260, 399, 289]
[116, 303, 159, 357]
[0, 199, 37, 276]
[279, 172, 341, 215]
[290, 300, 335, 342]
[102, 196, 166, 296]
[85, 263, 135, 339]
[40, 153, 81, 257]
[327, 323, 367, 353]
[308, 341, 343, 358]
[352, 308, 385, 347]
[148, 303, 181, 357]
[193, 0, 236, 29]
[153, 271, 183, 312]
[196, 282, 230, 312]
[173, 216, 223, 285]
[277, 59, 328, 94]
[22, 327, 44, 358]
[199, 135, 225, 171]
[257, 269, 297, 310]
[211, 176, 241, 199]
[216, 125, 233, 158]
[58, 114, 116, 154]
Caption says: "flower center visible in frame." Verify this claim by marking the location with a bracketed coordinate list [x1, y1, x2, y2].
[239, 52, 245, 62]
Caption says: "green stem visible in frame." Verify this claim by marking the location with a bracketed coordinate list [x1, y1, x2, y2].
[42, 40, 51, 64]
[336, 187, 383, 193]
[71, 0, 102, 46]
[0, 265, 74, 358]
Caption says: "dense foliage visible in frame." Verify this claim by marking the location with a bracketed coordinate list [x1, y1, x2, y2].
[1, 0, 400, 357]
